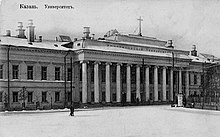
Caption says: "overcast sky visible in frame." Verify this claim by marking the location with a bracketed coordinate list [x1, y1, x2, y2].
[1, 0, 220, 57]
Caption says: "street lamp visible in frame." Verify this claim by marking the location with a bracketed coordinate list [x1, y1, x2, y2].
[64, 50, 71, 108]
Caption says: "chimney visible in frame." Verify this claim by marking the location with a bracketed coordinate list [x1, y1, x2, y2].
[191, 45, 197, 56]
[39, 36, 42, 42]
[167, 40, 174, 48]
[17, 22, 26, 38]
[6, 30, 11, 36]
[27, 19, 35, 42]
[83, 27, 90, 39]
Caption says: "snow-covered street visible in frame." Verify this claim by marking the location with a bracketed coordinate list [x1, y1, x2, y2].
[1, 105, 220, 137]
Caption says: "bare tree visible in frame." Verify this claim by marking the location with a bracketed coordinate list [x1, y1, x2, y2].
[18, 87, 28, 110]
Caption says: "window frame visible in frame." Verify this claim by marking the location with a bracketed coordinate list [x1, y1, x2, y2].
[0, 92, 3, 102]
[13, 92, 18, 102]
[41, 66, 47, 80]
[27, 66, 33, 80]
[27, 92, 33, 102]
[55, 92, 60, 102]
[12, 65, 19, 79]
[55, 67, 60, 80]
[0, 64, 3, 79]
[42, 92, 47, 102]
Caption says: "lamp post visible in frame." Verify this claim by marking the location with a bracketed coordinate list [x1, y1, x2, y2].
[22, 86, 26, 109]
[64, 50, 71, 108]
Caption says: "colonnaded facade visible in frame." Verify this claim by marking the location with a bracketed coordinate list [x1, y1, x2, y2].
[0, 21, 219, 110]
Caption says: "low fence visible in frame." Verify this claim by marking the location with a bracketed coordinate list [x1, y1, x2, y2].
[186, 96, 220, 110]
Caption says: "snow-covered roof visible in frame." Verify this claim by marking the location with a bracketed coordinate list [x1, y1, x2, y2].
[0, 36, 76, 51]
[189, 53, 219, 64]
[85, 45, 190, 60]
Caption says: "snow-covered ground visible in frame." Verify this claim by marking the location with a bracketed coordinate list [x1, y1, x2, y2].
[0, 105, 220, 137]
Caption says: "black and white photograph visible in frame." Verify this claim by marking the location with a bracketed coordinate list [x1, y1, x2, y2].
[0, 0, 220, 137]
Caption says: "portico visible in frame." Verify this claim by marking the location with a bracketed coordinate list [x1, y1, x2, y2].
[76, 56, 190, 104]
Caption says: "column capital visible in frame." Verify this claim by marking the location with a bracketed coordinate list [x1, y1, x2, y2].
[80, 60, 89, 64]
[154, 65, 159, 69]
[126, 63, 132, 67]
[162, 66, 168, 69]
[173, 67, 178, 71]
[116, 63, 122, 66]
[144, 65, 151, 68]
[105, 62, 112, 65]
[94, 61, 101, 65]
[136, 64, 142, 67]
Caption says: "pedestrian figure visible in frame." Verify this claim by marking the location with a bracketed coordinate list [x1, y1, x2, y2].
[70, 103, 74, 116]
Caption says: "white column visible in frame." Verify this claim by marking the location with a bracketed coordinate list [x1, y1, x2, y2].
[179, 69, 182, 94]
[94, 61, 100, 103]
[145, 66, 150, 101]
[116, 63, 121, 103]
[154, 66, 158, 101]
[136, 65, 141, 100]
[162, 66, 167, 101]
[126, 64, 131, 103]
[105, 62, 111, 103]
[81, 61, 87, 103]
[170, 69, 174, 101]
[185, 70, 190, 98]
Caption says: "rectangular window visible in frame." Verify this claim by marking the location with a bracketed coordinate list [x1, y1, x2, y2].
[158, 69, 161, 84]
[194, 74, 197, 85]
[12, 65, 19, 79]
[91, 67, 94, 82]
[182, 72, 185, 85]
[174, 71, 178, 85]
[0, 65, 3, 79]
[55, 67, 60, 80]
[13, 92, 18, 102]
[122, 66, 126, 84]
[55, 92, 60, 102]
[42, 92, 47, 102]
[140, 67, 143, 84]
[189, 73, 191, 85]
[112, 66, 116, 82]
[80, 66, 82, 81]
[101, 66, 106, 83]
[149, 68, 154, 84]
[67, 68, 71, 81]
[27, 66, 33, 80]
[0, 92, 2, 102]
[131, 66, 136, 84]
[28, 92, 33, 102]
[166, 70, 169, 85]
[41, 66, 47, 80]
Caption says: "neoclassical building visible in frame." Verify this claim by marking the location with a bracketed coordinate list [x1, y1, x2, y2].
[0, 21, 219, 110]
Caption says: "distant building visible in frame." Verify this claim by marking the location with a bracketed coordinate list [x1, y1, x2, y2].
[0, 20, 219, 110]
